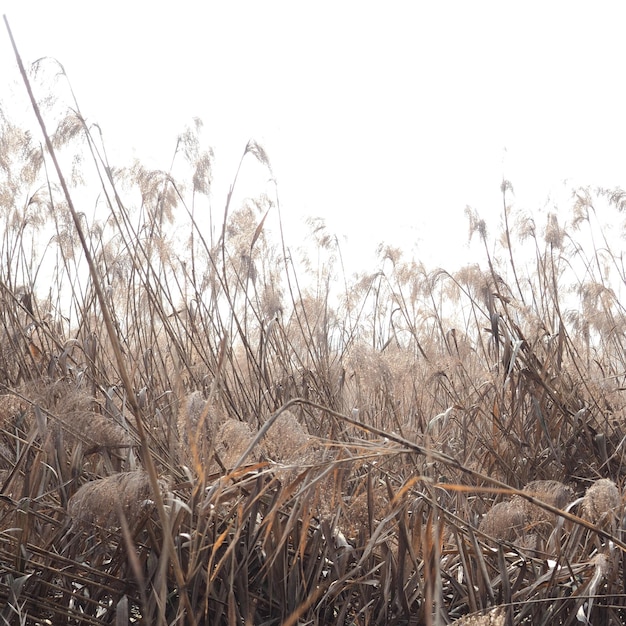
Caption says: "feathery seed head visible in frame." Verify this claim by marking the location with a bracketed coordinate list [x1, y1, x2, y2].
[582, 478, 621, 528]
[478, 500, 527, 542]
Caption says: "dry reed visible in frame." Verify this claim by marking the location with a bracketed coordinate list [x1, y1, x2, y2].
[1, 31, 626, 623]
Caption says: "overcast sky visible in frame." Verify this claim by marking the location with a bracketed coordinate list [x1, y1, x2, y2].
[1, 2, 625, 274]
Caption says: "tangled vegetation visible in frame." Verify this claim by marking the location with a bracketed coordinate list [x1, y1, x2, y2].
[2, 27, 626, 626]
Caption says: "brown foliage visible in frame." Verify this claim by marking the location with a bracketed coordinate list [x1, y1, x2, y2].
[3, 68, 626, 623]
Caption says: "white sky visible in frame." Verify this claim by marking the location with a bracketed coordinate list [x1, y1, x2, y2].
[1, 2, 626, 274]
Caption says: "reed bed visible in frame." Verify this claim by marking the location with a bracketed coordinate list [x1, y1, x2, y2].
[1, 32, 626, 626]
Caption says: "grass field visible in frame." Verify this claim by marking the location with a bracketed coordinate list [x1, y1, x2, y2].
[1, 45, 626, 626]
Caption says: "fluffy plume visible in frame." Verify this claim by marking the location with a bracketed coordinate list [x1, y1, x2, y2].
[450, 607, 505, 626]
[0, 393, 28, 430]
[582, 478, 621, 528]
[65, 412, 132, 451]
[214, 419, 256, 469]
[515, 480, 574, 535]
[177, 390, 219, 468]
[478, 500, 527, 542]
[68, 470, 168, 530]
[480, 481, 574, 544]
[262, 409, 310, 462]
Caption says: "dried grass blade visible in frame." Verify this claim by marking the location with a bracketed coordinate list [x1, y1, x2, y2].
[496, 544, 512, 621]
[115, 595, 129, 626]
[452, 527, 478, 614]
[467, 526, 495, 608]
